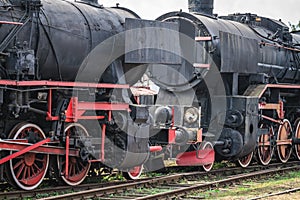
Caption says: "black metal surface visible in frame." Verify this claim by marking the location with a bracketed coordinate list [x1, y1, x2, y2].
[155, 11, 300, 90]
[125, 18, 181, 64]
[220, 31, 259, 73]
[0, 0, 140, 82]
[149, 12, 300, 97]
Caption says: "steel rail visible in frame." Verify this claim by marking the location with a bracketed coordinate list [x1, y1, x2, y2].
[248, 187, 300, 200]
[134, 165, 300, 200]
[40, 162, 300, 200]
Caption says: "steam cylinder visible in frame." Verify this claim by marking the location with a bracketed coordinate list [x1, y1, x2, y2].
[0, 0, 141, 82]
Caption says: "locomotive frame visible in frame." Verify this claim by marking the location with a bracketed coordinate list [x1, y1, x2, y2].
[0, 80, 134, 189]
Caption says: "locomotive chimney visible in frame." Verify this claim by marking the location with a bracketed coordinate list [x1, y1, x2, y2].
[188, 0, 214, 15]
[76, 0, 100, 6]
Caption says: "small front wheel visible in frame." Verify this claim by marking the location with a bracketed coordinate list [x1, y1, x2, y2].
[123, 165, 143, 180]
[201, 142, 214, 172]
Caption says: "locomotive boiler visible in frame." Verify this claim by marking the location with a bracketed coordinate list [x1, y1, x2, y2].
[0, 0, 146, 82]
[0, 0, 150, 190]
[141, 0, 300, 169]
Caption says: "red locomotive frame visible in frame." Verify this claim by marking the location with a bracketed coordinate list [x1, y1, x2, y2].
[0, 80, 130, 181]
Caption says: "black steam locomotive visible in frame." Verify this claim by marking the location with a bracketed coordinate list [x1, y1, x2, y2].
[0, 0, 299, 191]
[146, 0, 300, 170]
[0, 0, 150, 190]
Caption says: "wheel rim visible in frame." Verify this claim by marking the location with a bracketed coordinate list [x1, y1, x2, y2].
[257, 126, 274, 166]
[57, 123, 91, 186]
[237, 152, 253, 168]
[294, 121, 300, 160]
[276, 119, 292, 163]
[201, 142, 214, 172]
[124, 165, 143, 180]
[6, 123, 49, 190]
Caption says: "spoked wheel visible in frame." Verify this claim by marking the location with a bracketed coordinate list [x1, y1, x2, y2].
[57, 123, 91, 186]
[294, 121, 300, 160]
[5, 122, 49, 190]
[123, 165, 143, 180]
[237, 152, 253, 168]
[201, 142, 214, 172]
[276, 119, 293, 163]
[257, 125, 274, 166]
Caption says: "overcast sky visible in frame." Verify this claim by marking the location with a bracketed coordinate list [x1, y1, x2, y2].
[100, 0, 299, 26]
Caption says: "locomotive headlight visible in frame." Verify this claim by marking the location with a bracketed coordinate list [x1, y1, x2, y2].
[184, 107, 199, 124]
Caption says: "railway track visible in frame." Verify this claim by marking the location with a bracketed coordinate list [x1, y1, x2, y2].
[37, 161, 300, 200]
[0, 178, 146, 199]
[248, 187, 300, 200]
[1, 161, 299, 199]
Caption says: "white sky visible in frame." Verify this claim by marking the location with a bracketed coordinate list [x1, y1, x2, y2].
[100, 0, 299, 26]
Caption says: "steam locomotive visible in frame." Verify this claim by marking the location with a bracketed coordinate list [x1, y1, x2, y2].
[0, 0, 299, 191]
[0, 0, 150, 190]
[146, 0, 300, 170]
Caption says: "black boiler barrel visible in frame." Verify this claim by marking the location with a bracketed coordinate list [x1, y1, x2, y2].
[37, 0, 139, 81]
[153, 11, 300, 91]
[0, 0, 140, 82]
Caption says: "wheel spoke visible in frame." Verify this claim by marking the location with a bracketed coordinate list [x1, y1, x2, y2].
[237, 152, 253, 168]
[71, 164, 75, 176]
[27, 166, 31, 178]
[280, 146, 286, 158]
[30, 166, 36, 176]
[76, 163, 80, 173]
[22, 166, 27, 180]
[123, 165, 143, 180]
[294, 120, 300, 160]
[57, 123, 91, 186]
[257, 124, 274, 166]
[276, 119, 292, 163]
[15, 163, 25, 179]
[13, 160, 25, 170]
[6, 122, 49, 190]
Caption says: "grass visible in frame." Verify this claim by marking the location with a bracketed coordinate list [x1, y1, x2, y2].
[190, 170, 300, 199]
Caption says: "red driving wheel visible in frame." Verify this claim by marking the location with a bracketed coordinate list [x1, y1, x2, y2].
[5, 122, 49, 190]
[57, 123, 91, 186]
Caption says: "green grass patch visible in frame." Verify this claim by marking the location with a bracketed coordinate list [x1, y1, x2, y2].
[191, 170, 300, 199]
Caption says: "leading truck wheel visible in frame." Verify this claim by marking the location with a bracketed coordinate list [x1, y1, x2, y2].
[201, 142, 214, 172]
[276, 119, 293, 163]
[5, 122, 49, 190]
[123, 165, 143, 180]
[237, 152, 253, 168]
[57, 123, 91, 186]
